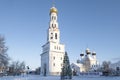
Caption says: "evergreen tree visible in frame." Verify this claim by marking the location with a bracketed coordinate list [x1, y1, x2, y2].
[0, 35, 9, 73]
[61, 52, 72, 80]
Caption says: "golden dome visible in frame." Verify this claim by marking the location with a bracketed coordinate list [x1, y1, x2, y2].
[50, 7, 58, 14]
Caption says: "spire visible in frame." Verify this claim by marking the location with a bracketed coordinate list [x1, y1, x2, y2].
[52, 0, 55, 7]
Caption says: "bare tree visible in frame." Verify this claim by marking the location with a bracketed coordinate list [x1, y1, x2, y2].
[102, 61, 111, 72]
[102, 61, 112, 76]
[8, 61, 25, 76]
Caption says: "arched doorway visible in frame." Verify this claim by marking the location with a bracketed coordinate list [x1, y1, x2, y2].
[43, 64, 47, 76]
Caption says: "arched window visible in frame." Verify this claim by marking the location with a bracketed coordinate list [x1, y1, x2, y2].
[52, 16, 54, 20]
[55, 33, 57, 39]
[51, 33, 53, 39]
[52, 24, 54, 27]
[55, 24, 56, 27]
[54, 17, 56, 20]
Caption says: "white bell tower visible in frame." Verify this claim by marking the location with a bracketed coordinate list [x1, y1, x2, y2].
[41, 5, 65, 76]
[48, 6, 60, 43]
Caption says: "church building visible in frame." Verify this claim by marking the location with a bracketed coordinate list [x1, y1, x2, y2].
[41, 6, 65, 76]
[71, 48, 100, 75]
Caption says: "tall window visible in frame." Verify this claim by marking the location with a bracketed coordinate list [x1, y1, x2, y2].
[54, 17, 56, 20]
[55, 33, 57, 39]
[53, 57, 55, 60]
[59, 47, 61, 50]
[53, 63, 55, 66]
[52, 24, 54, 27]
[55, 24, 56, 27]
[52, 16, 54, 20]
[54, 46, 56, 49]
[51, 33, 53, 39]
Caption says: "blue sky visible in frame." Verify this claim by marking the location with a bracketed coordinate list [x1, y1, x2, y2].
[0, 0, 120, 69]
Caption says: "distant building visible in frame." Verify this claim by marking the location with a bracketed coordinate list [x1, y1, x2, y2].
[71, 48, 100, 74]
[41, 6, 65, 76]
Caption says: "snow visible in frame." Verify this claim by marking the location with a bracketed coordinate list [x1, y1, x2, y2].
[0, 75, 120, 80]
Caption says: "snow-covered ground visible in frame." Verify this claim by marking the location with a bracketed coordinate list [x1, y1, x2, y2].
[0, 75, 120, 80]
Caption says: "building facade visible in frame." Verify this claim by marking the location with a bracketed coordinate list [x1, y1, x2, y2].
[41, 6, 65, 76]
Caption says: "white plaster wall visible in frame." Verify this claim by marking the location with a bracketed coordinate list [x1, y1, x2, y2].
[49, 42, 65, 75]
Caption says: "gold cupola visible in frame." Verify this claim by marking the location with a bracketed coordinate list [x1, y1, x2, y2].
[50, 7, 58, 14]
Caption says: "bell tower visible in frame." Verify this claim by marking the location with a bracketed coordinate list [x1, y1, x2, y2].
[48, 6, 60, 43]
[41, 5, 65, 76]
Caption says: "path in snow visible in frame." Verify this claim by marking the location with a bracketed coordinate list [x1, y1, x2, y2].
[0, 75, 120, 80]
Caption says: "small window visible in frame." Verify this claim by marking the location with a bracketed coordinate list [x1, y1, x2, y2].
[61, 57, 62, 60]
[51, 37, 53, 39]
[92, 65, 94, 67]
[61, 64, 62, 67]
[59, 47, 60, 50]
[55, 33, 57, 39]
[54, 46, 56, 49]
